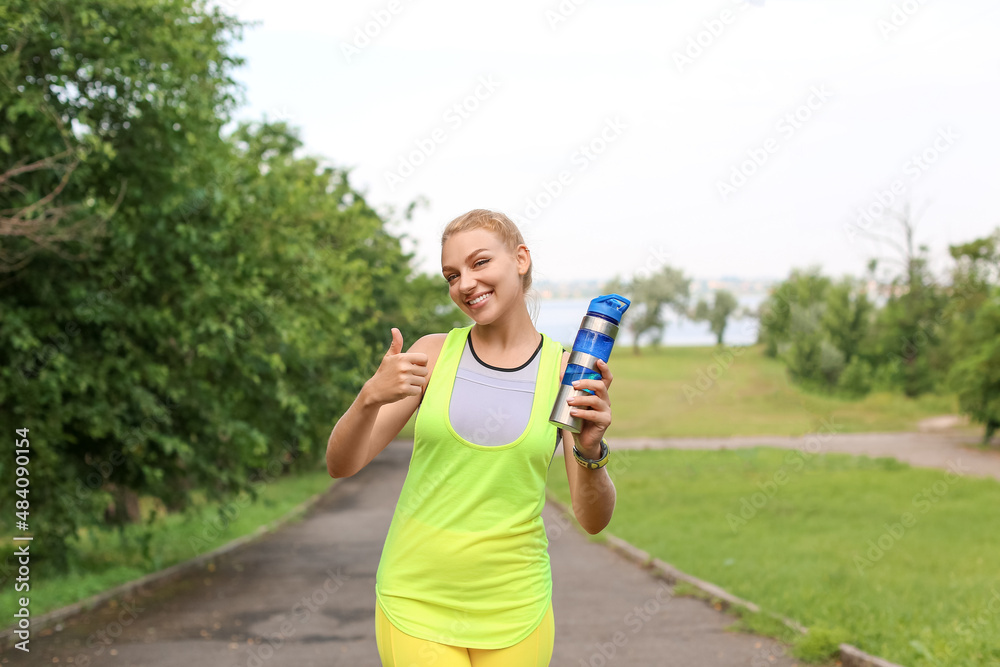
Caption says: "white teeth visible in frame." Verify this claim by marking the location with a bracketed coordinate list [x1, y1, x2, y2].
[468, 291, 492, 305]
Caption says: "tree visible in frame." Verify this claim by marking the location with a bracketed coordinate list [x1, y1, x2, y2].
[0, 2, 131, 276]
[756, 265, 830, 358]
[944, 228, 1000, 445]
[604, 265, 690, 354]
[821, 276, 875, 365]
[946, 290, 1000, 445]
[858, 203, 949, 397]
[0, 0, 460, 576]
[692, 289, 739, 345]
[755, 269, 880, 395]
[0, 0, 250, 570]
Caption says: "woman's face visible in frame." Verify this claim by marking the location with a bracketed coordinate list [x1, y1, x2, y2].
[441, 228, 529, 324]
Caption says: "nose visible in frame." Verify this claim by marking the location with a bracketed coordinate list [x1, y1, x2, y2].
[457, 271, 477, 296]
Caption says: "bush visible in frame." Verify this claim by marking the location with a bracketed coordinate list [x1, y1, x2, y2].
[819, 339, 846, 385]
[837, 357, 874, 397]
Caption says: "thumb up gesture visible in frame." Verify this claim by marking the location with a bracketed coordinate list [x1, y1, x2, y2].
[364, 328, 429, 406]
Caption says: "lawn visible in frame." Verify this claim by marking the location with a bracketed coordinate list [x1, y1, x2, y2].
[603, 343, 966, 437]
[0, 467, 333, 621]
[546, 446, 1000, 666]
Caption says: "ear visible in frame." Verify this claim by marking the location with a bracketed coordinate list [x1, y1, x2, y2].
[515, 243, 531, 276]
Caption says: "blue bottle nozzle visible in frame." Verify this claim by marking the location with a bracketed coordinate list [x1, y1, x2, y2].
[587, 294, 631, 324]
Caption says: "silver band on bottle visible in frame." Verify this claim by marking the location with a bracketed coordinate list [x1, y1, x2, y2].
[578, 316, 619, 340]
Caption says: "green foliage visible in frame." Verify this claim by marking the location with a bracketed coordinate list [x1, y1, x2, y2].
[756, 265, 831, 358]
[1, 0, 249, 573]
[0, 0, 461, 578]
[603, 265, 690, 354]
[822, 277, 875, 364]
[736, 222, 999, 439]
[691, 288, 738, 345]
[782, 300, 829, 387]
[946, 288, 1000, 445]
[836, 357, 874, 397]
[758, 269, 876, 395]
[943, 229, 1000, 445]
[867, 237, 950, 398]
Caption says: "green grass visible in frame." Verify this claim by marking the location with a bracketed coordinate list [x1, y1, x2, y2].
[603, 343, 963, 437]
[0, 466, 333, 620]
[547, 447, 1000, 666]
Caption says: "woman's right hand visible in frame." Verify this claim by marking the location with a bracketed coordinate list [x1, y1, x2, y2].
[363, 328, 429, 406]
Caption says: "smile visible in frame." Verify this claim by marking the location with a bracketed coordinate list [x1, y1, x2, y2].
[467, 291, 493, 307]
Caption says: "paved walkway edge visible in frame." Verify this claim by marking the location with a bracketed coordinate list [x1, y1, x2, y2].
[839, 644, 907, 667]
[543, 488, 907, 667]
[0, 480, 335, 649]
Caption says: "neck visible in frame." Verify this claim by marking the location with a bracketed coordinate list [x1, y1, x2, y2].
[470, 300, 537, 350]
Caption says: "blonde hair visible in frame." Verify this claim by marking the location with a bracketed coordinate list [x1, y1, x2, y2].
[441, 209, 539, 321]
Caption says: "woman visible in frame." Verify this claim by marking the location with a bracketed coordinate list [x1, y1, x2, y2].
[326, 209, 617, 666]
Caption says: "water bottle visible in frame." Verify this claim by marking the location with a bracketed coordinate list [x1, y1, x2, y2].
[549, 293, 631, 433]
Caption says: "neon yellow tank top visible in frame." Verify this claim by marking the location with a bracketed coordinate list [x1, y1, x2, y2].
[375, 324, 563, 649]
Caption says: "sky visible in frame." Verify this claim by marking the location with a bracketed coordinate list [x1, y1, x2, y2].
[217, 0, 1000, 288]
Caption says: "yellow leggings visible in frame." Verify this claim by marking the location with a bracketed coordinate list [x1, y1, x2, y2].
[375, 600, 554, 667]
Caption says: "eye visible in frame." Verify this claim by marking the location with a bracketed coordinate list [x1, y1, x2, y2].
[444, 258, 488, 283]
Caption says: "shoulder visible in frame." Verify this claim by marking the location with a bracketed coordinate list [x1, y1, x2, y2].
[408, 332, 450, 403]
[408, 332, 449, 362]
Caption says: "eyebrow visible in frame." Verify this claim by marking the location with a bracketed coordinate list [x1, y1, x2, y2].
[441, 248, 490, 273]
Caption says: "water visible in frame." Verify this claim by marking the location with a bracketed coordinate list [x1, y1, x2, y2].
[534, 296, 765, 349]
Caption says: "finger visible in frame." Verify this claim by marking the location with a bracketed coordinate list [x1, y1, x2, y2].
[398, 352, 429, 366]
[572, 379, 609, 398]
[567, 393, 607, 410]
[408, 363, 429, 377]
[387, 327, 404, 356]
[569, 406, 611, 426]
[595, 359, 614, 387]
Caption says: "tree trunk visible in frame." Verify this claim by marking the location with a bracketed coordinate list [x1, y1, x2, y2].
[104, 485, 142, 524]
[984, 419, 999, 446]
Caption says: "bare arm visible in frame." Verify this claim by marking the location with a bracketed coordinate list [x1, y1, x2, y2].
[558, 350, 616, 534]
[326, 329, 445, 478]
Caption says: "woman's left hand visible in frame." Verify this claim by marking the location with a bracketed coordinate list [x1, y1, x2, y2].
[566, 358, 613, 458]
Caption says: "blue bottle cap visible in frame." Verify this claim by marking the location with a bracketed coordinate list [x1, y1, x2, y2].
[587, 294, 631, 324]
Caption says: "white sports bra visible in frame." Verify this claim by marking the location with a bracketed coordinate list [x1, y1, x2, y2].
[448, 333, 543, 447]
